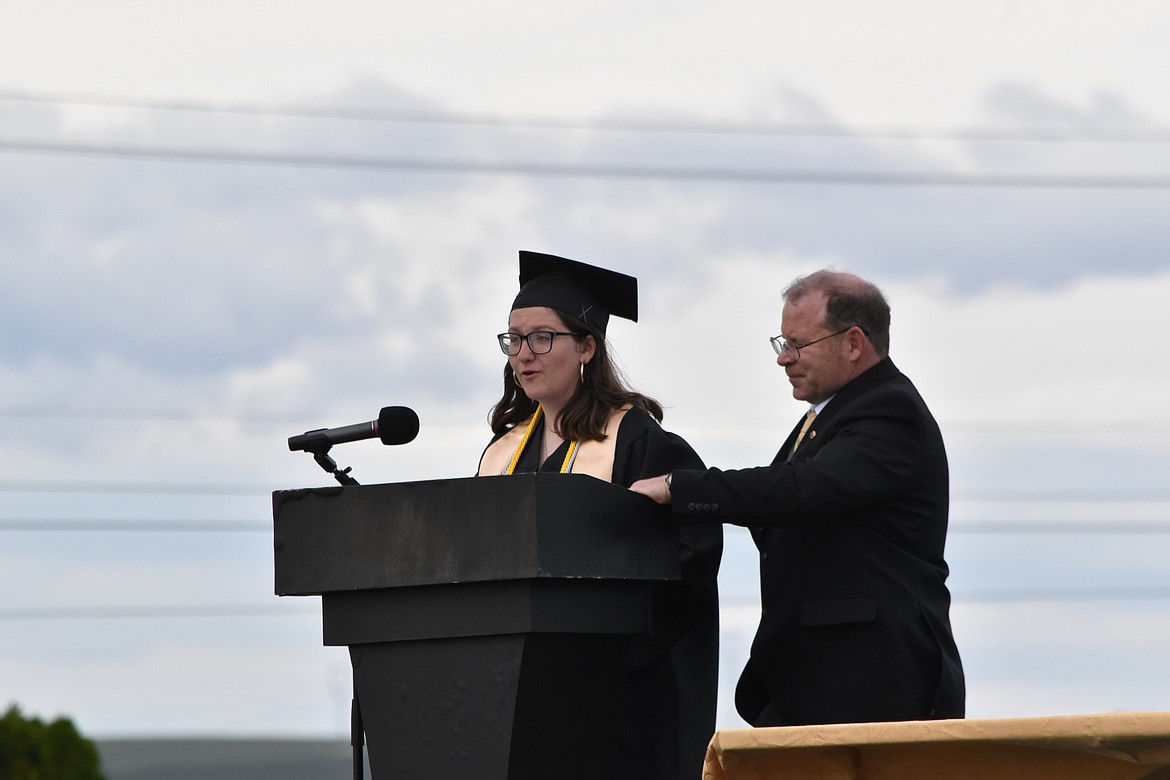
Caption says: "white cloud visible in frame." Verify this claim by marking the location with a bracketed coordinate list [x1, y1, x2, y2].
[4, 1, 1170, 124]
[892, 270, 1170, 434]
[3, 0, 1170, 740]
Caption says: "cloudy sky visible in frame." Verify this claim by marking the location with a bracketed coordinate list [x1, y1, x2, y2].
[2, 1, 1170, 738]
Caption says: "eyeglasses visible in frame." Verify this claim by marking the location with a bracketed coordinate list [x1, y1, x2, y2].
[497, 331, 581, 356]
[770, 327, 853, 360]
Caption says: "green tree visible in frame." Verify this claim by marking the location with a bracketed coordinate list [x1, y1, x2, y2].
[0, 705, 105, 780]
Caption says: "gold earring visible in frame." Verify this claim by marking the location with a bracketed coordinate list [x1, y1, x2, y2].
[579, 362, 585, 383]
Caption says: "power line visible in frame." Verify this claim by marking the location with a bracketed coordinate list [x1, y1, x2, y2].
[0, 480, 1166, 501]
[953, 488, 1170, 503]
[4, 518, 1169, 534]
[0, 480, 274, 495]
[0, 406, 309, 423]
[944, 422, 1170, 435]
[4, 137, 1170, 189]
[0, 519, 269, 532]
[950, 520, 1170, 534]
[3, 88, 1168, 143]
[720, 588, 1170, 607]
[7, 587, 1170, 621]
[0, 604, 317, 621]
[956, 586, 1170, 603]
[4, 407, 1170, 437]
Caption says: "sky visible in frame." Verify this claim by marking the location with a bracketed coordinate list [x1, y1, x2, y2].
[2, 0, 1170, 739]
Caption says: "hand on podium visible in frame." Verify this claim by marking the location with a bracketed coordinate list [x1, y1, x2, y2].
[629, 473, 671, 505]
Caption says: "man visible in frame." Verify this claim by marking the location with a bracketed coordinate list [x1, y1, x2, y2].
[631, 269, 964, 727]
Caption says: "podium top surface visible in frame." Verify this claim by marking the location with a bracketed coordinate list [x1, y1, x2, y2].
[703, 711, 1170, 780]
[273, 472, 679, 596]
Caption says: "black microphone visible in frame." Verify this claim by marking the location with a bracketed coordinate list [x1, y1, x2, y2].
[287, 406, 420, 452]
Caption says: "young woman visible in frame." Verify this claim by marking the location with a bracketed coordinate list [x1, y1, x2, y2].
[478, 251, 722, 780]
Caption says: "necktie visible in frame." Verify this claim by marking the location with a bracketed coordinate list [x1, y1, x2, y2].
[792, 409, 817, 455]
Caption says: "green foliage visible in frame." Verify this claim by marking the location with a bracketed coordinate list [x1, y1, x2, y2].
[0, 705, 105, 780]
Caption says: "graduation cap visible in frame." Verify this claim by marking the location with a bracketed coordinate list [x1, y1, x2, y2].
[511, 251, 638, 335]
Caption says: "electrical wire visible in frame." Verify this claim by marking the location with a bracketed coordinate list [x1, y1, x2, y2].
[6, 587, 1170, 621]
[2, 137, 1170, 189]
[3, 88, 1169, 143]
[0, 480, 275, 495]
[4, 138, 1170, 189]
[0, 604, 318, 621]
[3, 518, 1170, 534]
[0, 519, 270, 532]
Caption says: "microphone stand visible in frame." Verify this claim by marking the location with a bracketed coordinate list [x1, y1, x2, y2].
[351, 696, 366, 780]
[300, 443, 363, 775]
[303, 442, 360, 486]
[291, 438, 363, 777]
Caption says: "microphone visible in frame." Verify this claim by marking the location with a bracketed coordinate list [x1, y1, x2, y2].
[287, 406, 420, 452]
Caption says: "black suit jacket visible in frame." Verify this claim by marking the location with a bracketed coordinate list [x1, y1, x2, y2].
[671, 358, 964, 726]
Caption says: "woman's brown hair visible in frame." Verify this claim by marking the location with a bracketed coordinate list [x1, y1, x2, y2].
[489, 310, 663, 441]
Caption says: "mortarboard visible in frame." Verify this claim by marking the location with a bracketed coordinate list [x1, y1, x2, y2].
[511, 251, 638, 335]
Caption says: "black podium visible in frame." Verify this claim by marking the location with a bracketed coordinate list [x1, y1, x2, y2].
[273, 473, 680, 780]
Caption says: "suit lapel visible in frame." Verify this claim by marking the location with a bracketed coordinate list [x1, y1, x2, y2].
[771, 417, 805, 466]
[791, 357, 900, 452]
[754, 358, 901, 548]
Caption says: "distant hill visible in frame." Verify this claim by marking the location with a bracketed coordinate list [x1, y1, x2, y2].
[97, 738, 355, 780]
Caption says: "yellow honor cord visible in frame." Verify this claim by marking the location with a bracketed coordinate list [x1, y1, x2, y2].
[560, 439, 579, 472]
[503, 404, 579, 475]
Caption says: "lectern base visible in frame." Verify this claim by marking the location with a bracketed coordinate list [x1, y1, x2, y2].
[352, 633, 626, 780]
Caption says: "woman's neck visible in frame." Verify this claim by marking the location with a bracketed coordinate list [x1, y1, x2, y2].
[537, 403, 566, 461]
[538, 402, 563, 437]
[539, 427, 564, 462]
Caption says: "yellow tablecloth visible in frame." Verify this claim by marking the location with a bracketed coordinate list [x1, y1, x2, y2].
[703, 711, 1170, 780]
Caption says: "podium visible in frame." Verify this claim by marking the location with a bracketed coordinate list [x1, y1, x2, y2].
[273, 473, 679, 780]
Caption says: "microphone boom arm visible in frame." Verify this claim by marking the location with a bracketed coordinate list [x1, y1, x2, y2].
[302, 439, 360, 486]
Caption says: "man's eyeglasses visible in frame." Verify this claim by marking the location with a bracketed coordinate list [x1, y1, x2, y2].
[497, 331, 581, 356]
[770, 327, 853, 361]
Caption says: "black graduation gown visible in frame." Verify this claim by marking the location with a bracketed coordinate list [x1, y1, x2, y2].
[498, 407, 723, 780]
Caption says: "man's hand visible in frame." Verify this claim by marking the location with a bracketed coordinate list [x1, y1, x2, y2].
[629, 474, 671, 505]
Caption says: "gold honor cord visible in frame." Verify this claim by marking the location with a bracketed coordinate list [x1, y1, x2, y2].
[503, 405, 579, 475]
[561, 439, 580, 472]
